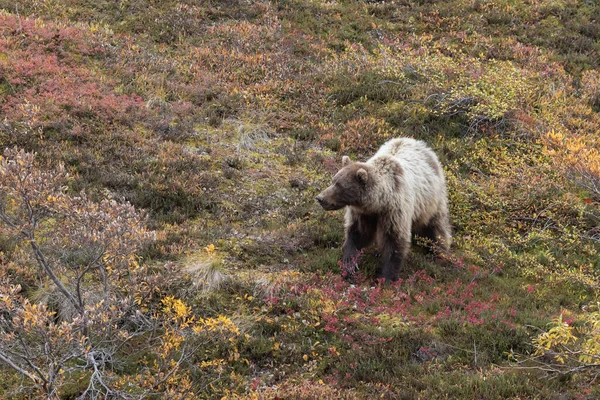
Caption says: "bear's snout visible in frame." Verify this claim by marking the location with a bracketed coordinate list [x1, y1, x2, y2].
[316, 194, 332, 209]
[316, 190, 343, 211]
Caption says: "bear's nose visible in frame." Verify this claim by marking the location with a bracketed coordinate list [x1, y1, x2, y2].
[315, 195, 324, 205]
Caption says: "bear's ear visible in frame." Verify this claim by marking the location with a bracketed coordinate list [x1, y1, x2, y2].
[356, 168, 368, 184]
[342, 155, 352, 167]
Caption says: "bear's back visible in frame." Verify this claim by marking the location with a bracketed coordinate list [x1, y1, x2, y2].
[368, 138, 446, 224]
[370, 138, 441, 176]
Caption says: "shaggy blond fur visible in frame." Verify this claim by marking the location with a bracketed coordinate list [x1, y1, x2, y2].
[316, 138, 451, 281]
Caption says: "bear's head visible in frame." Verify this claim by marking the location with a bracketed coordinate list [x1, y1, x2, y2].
[316, 156, 371, 211]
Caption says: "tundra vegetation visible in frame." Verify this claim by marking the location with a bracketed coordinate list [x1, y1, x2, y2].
[0, 0, 599, 398]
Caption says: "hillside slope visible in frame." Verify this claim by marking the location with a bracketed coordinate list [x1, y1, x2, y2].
[0, 0, 599, 398]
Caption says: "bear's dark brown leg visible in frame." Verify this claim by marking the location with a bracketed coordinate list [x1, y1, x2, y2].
[342, 212, 377, 275]
[413, 223, 437, 254]
[380, 233, 410, 282]
[421, 211, 451, 253]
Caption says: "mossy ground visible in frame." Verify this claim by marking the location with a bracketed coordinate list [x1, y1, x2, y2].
[1, 0, 599, 398]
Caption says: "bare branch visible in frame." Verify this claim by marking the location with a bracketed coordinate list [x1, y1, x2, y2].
[0, 349, 42, 387]
[28, 238, 81, 313]
[151, 345, 188, 391]
[15, 334, 49, 385]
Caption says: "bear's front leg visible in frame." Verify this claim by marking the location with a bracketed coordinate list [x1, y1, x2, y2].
[342, 211, 377, 277]
[380, 224, 411, 282]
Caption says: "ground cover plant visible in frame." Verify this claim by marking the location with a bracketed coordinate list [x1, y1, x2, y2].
[0, 0, 599, 398]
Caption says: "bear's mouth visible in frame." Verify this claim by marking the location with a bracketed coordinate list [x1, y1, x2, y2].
[316, 196, 344, 211]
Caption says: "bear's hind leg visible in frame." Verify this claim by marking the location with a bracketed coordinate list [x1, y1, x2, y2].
[342, 212, 377, 275]
[421, 211, 451, 253]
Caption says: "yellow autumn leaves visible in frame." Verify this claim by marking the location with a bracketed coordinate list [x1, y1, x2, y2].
[161, 295, 240, 336]
[533, 309, 600, 366]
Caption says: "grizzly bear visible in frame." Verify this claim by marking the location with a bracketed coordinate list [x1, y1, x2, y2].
[316, 138, 451, 281]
